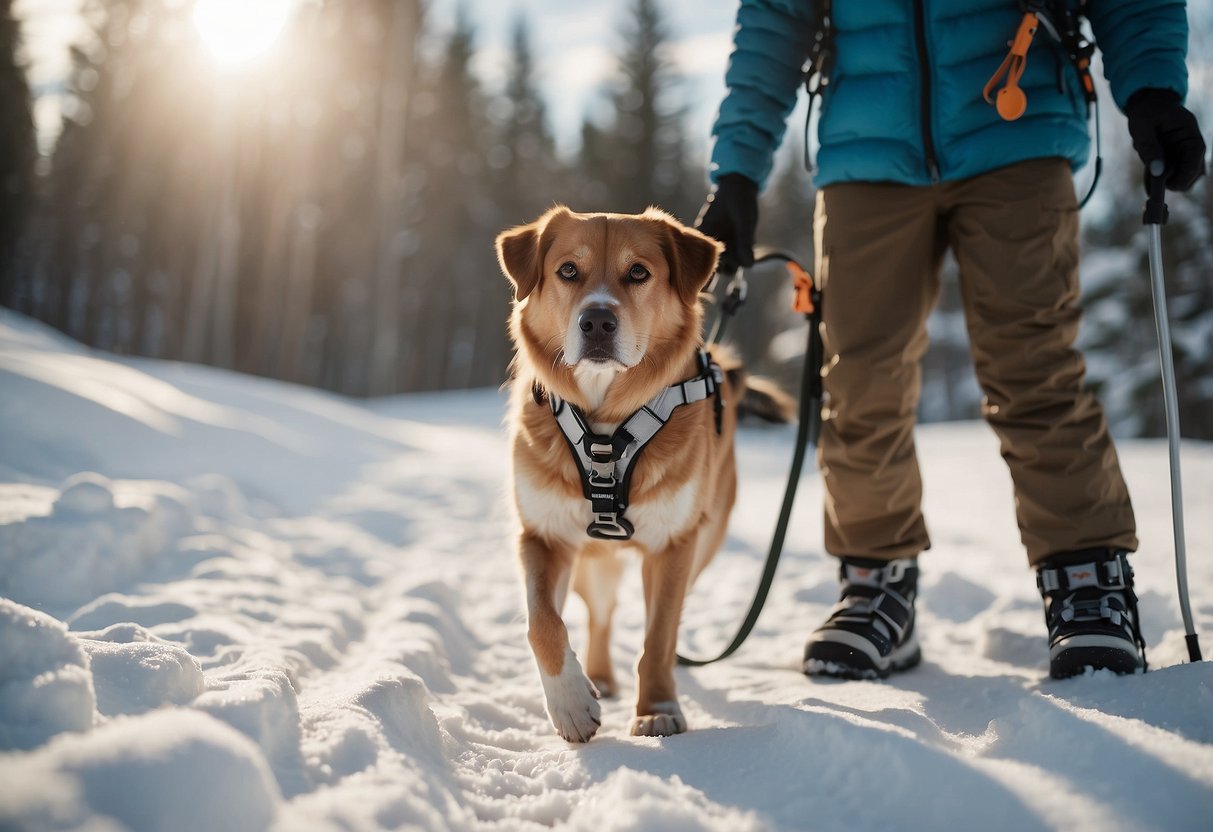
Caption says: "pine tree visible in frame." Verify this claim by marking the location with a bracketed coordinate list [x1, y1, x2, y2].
[591, 0, 697, 220]
[286, 0, 419, 394]
[365, 0, 424, 396]
[31, 6, 117, 340]
[399, 10, 504, 392]
[476, 14, 558, 382]
[27, 0, 213, 355]
[0, 0, 35, 311]
[574, 117, 613, 211]
[491, 15, 558, 219]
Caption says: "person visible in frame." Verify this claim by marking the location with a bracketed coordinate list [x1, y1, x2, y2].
[696, 0, 1207, 680]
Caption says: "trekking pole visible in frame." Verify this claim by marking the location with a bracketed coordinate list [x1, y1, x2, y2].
[1143, 159, 1202, 663]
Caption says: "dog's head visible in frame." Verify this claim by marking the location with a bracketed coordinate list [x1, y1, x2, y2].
[496, 206, 721, 405]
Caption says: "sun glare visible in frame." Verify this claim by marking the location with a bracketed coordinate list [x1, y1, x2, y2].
[192, 0, 293, 67]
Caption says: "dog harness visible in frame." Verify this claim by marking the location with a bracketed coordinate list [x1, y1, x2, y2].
[542, 350, 724, 541]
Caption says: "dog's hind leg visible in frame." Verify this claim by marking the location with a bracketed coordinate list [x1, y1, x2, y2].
[572, 546, 626, 699]
[520, 532, 602, 743]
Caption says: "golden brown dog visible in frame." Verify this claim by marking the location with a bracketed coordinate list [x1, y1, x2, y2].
[496, 205, 781, 742]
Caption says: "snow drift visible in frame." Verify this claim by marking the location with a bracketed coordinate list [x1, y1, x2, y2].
[1, 308, 1211, 831]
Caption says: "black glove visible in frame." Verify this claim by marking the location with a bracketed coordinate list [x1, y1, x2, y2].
[1125, 88, 1207, 192]
[695, 173, 759, 272]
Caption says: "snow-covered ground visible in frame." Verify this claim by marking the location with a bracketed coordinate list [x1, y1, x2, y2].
[1, 307, 1211, 831]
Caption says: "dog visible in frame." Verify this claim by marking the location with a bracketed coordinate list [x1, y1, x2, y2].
[495, 205, 788, 742]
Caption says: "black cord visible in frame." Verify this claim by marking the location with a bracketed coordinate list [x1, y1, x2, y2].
[678, 291, 823, 667]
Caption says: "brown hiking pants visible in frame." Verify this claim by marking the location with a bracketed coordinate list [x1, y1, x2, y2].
[813, 157, 1136, 566]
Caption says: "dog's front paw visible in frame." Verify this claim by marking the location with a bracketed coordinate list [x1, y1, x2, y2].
[540, 653, 602, 743]
[629, 700, 687, 737]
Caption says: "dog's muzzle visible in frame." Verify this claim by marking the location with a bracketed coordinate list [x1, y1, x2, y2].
[577, 306, 618, 362]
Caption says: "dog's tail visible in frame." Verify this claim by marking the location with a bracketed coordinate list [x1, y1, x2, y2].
[713, 347, 796, 424]
[738, 374, 796, 423]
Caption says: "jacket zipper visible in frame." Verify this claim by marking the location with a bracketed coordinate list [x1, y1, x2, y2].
[912, 0, 941, 183]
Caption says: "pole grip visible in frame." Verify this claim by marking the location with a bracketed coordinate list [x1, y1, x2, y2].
[1143, 159, 1169, 226]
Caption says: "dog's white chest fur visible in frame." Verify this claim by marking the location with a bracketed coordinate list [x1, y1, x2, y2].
[514, 466, 698, 553]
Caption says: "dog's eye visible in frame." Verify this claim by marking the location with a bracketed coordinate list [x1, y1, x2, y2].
[558, 262, 578, 281]
[627, 264, 650, 283]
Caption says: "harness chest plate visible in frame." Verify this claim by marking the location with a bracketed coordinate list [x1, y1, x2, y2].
[546, 351, 723, 541]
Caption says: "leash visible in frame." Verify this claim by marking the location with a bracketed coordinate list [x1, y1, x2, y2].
[677, 249, 823, 666]
[1144, 160, 1202, 663]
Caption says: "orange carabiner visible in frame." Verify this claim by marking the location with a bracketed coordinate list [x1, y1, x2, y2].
[788, 260, 816, 315]
[983, 11, 1038, 121]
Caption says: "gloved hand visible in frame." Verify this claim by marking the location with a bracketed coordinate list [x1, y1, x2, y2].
[695, 173, 759, 273]
[1125, 88, 1207, 191]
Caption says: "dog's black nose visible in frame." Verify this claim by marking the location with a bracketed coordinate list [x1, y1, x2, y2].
[578, 306, 618, 338]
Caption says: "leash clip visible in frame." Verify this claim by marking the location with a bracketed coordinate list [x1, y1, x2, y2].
[588, 512, 635, 540]
[721, 268, 748, 315]
[788, 260, 816, 315]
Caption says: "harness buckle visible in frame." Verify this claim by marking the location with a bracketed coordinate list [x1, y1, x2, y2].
[588, 441, 615, 462]
[587, 464, 616, 490]
[588, 512, 635, 541]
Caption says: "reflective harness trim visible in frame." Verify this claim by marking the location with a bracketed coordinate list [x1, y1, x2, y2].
[545, 351, 724, 541]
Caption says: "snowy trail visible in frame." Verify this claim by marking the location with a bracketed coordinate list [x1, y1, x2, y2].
[1, 309, 1211, 831]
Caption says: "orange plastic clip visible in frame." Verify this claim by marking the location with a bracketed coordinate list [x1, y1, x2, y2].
[983, 11, 1038, 121]
[788, 260, 815, 315]
[1076, 55, 1095, 98]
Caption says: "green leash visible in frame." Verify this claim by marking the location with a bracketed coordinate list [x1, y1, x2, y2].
[677, 250, 823, 667]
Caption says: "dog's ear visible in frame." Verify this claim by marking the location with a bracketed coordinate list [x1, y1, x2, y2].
[496, 222, 542, 302]
[652, 209, 723, 306]
[496, 206, 570, 302]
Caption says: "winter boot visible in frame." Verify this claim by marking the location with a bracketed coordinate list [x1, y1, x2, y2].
[804, 557, 921, 679]
[1037, 548, 1147, 679]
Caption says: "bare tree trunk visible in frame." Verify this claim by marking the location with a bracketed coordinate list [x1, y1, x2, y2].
[209, 159, 240, 368]
[182, 204, 218, 362]
[366, 0, 420, 396]
[182, 100, 240, 365]
[47, 221, 77, 334]
[252, 186, 292, 377]
[279, 207, 319, 384]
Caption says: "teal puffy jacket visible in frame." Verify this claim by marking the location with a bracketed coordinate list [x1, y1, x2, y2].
[709, 0, 1191, 189]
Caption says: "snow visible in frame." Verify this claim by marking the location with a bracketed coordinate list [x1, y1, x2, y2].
[0, 709, 280, 832]
[0, 599, 95, 751]
[1, 306, 1211, 831]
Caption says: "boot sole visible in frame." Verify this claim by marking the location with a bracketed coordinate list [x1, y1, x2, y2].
[803, 631, 922, 680]
[1050, 635, 1144, 679]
